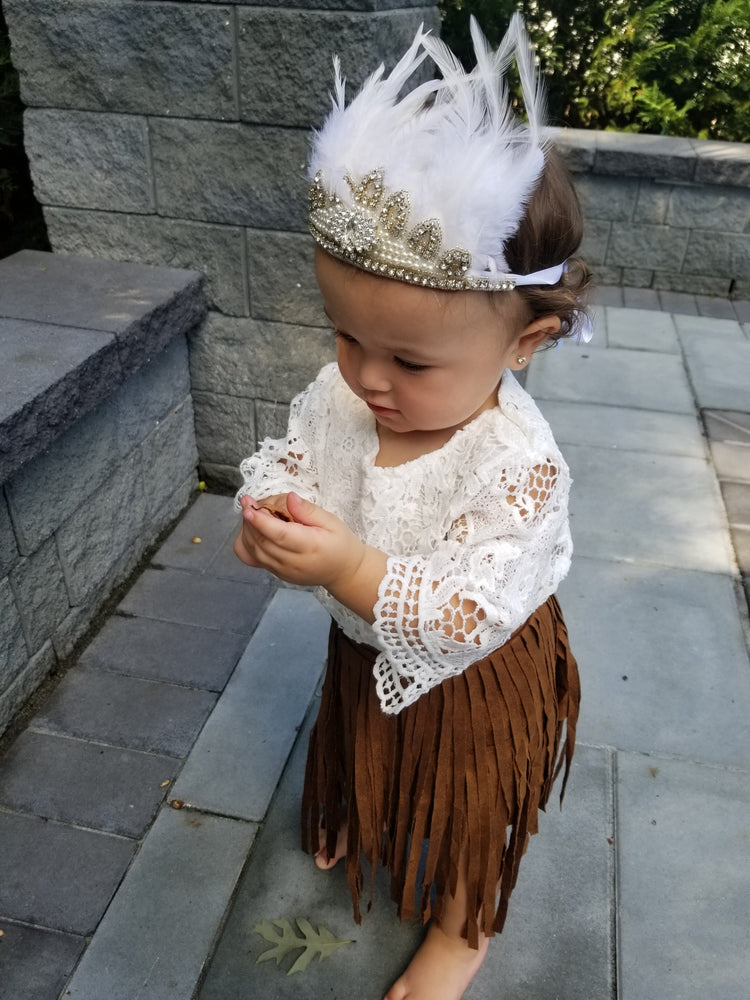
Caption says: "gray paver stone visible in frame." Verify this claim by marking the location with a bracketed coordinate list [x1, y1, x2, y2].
[604, 306, 679, 353]
[526, 345, 695, 414]
[657, 289, 699, 316]
[171, 588, 329, 820]
[732, 526, 750, 573]
[0, 920, 85, 1000]
[538, 399, 705, 458]
[0, 811, 135, 934]
[695, 293, 742, 319]
[578, 217, 610, 267]
[622, 286, 661, 310]
[617, 752, 750, 1000]
[674, 314, 744, 339]
[31, 665, 217, 756]
[117, 566, 272, 633]
[679, 332, 750, 411]
[559, 556, 750, 765]
[710, 441, 750, 483]
[151, 492, 238, 573]
[565, 445, 734, 574]
[199, 713, 613, 1000]
[702, 409, 750, 444]
[0, 730, 178, 837]
[63, 807, 258, 1000]
[79, 614, 247, 691]
[199, 461, 243, 493]
[203, 532, 278, 585]
[721, 479, 750, 524]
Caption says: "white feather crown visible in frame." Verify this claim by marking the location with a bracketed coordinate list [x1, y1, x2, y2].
[308, 15, 564, 292]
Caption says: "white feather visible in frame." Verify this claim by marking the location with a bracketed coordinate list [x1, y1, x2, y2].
[309, 18, 548, 272]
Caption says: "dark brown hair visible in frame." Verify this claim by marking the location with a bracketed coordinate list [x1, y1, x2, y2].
[502, 147, 592, 339]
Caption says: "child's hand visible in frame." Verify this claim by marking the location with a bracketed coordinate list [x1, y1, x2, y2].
[233, 494, 288, 568]
[234, 493, 386, 622]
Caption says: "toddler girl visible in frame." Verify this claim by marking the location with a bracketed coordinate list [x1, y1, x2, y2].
[235, 16, 589, 1000]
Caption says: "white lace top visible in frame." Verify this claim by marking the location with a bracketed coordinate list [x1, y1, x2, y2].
[236, 363, 572, 714]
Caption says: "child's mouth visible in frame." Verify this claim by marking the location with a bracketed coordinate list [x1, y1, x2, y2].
[367, 401, 399, 417]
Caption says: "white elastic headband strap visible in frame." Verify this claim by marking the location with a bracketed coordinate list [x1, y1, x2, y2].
[508, 262, 566, 287]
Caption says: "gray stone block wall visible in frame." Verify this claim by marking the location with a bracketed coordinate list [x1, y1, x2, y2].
[1, 343, 198, 735]
[0, 252, 205, 737]
[5, 0, 749, 491]
[5, 0, 441, 489]
[555, 129, 750, 298]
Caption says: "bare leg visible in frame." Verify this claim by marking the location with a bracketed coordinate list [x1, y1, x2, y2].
[383, 850, 491, 1000]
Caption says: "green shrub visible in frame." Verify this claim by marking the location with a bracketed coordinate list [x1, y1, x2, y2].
[439, 0, 750, 140]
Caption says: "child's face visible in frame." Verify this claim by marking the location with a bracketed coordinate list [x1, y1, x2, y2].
[316, 249, 551, 439]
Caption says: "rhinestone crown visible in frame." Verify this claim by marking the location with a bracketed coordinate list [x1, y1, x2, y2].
[309, 169, 518, 292]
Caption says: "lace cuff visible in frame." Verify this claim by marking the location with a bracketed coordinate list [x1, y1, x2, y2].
[234, 382, 321, 510]
[371, 552, 520, 713]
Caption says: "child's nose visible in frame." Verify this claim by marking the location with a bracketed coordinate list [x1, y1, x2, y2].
[357, 357, 390, 392]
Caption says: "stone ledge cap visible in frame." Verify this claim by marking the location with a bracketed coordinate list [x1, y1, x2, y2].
[0, 251, 206, 486]
[549, 127, 750, 188]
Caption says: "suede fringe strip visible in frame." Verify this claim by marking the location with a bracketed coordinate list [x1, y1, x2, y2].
[301, 595, 580, 949]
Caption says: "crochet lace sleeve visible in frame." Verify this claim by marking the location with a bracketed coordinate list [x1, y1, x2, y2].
[371, 459, 571, 713]
[234, 372, 326, 508]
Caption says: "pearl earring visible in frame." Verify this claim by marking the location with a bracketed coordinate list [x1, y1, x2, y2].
[517, 356, 527, 365]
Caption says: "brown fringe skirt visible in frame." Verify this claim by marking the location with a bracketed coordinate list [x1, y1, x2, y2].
[301, 595, 580, 948]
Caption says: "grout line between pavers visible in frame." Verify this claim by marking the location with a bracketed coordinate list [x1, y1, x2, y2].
[19, 725, 188, 760]
[0, 801, 137, 842]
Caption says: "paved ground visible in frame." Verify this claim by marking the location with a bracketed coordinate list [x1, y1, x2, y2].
[1, 289, 749, 1000]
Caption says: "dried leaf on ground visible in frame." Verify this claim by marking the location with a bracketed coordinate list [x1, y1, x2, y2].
[253, 917, 354, 975]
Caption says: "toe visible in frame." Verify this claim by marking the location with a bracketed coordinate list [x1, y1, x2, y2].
[314, 849, 338, 870]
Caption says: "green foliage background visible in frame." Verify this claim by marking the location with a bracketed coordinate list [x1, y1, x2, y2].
[440, 0, 750, 140]
[1, 2, 748, 259]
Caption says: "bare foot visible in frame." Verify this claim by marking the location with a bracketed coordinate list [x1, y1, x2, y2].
[314, 823, 348, 870]
[383, 923, 489, 1000]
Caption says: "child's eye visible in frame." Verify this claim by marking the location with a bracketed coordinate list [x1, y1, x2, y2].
[334, 329, 357, 345]
[395, 356, 428, 373]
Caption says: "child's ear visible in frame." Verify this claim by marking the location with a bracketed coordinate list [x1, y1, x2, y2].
[515, 314, 561, 360]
